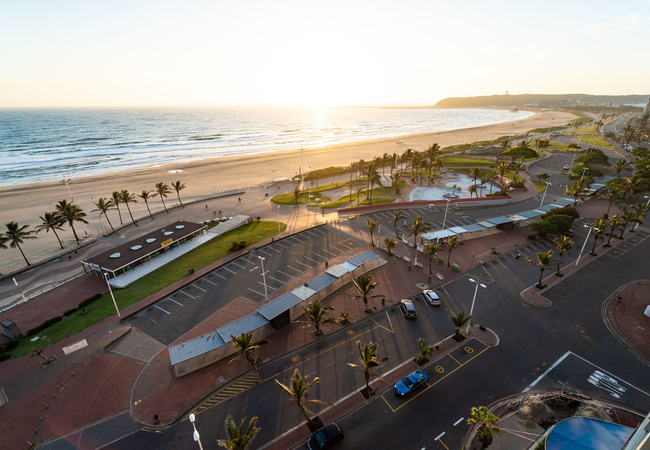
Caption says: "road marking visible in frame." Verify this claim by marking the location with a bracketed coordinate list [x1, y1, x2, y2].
[268, 275, 285, 285]
[570, 352, 650, 397]
[192, 284, 207, 292]
[448, 354, 462, 366]
[435, 432, 445, 440]
[231, 261, 247, 269]
[249, 266, 260, 272]
[305, 255, 322, 263]
[294, 260, 311, 268]
[313, 251, 328, 259]
[522, 351, 571, 392]
[260, 282, 277, 291]
[275, 242, 289, 249]
[287, 265, 304, 273]
[154, 305, 171, 315]
[213, 272, 228, 280]
[321, 248, 337, 256]
[276, 269, 293, 278]
[168, 298, 184, 307]
[179, 290, 195, 299]
[248, 288, 265, 297]
[223, 266, 237, 274]
[203, 278, 219, 287]
[453, 417, 464, 426]
[438, 439, 450, 450]
[257, 249, 273, 256]
[305, 230, 319, 238]
[148, 318, 157, 323]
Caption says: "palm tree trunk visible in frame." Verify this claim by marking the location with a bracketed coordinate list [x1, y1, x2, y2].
[538, 268, 544, 288]
[590, 235, 599, 255]
[447, 248, 452, 267]
[116, 205, 123, 224]
[429, 258, 432, 274]
[125, 204, 138, 226]
[16, 242, 30, 266]
[52, 228, 64, 249]
[556, 260, 562, 276]
[300, 404, 312, 424]
[145, 200, 153, 219]
[364, 371, 371, 396]
[161, 197, 169, 213]
[604, 232, 613, 247]
[69, 222, 80, 244]
[176, 192, 184, 208]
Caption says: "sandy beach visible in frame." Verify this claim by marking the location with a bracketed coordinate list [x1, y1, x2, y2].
[0, 110, 574, 272]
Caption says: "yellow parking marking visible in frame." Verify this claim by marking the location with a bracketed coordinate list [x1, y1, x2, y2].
[448, 354, 462, 366]
[438, 439, 450, 450]
[381, 394, 396, 412]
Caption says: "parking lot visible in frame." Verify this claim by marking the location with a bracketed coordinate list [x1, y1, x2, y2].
[125, 225, 365, 345]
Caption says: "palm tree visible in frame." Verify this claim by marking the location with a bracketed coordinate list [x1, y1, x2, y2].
[384, 238, 396, 256]
[91, 198, 117, 233]
[589, 219, 607, 256]
[368, 171, 381, 203]
[532, 250, 556, 288]
[3, 221, 36, 266]
[138, 190, 157, 219]
[119, 190, 138, 226]
[495, 162, 509, 189]
[631, 202, 650, 232]
[444, 235, 458, 267]
[447, 310, 472, 341]
[275, 368, 329, 426]
[172, 180, 186, 208]
[569, 180, 589, 206]
[111, 191, 124, 225]
[390, 172, 402, 195]
[409, 216, 432, 263]
[348, 162, 357, 202]
[347, 341, 390, 398]
[619, 210, 637, 238]
[553, 236, 573, 276]
[35, 212, 65, 249]
[599, 187, 622, 216]
[607, 158, 631, 180]
[415, 337, 433, 366]
[469, 167, 482, 188]
[381, 152, 390, 175]
[352, 274, 384, 312]
[58, 203, 88, 244]
[229, 331, 269, 379]
[424, 243, 439, 274]
[426, 143, 441, 184]
[293, 186, 301, 205]
[603, 216, 620, 247]
[500, 136, 511, 151]
[392, 211, 406, 239]
[468, 184, 478, 199]
[302, 300, 338, 336]
[217, 415, 260, 450]
[155, 182, 172, 213]
[468, 406, 501, 448]
[366, 218, 379, 246]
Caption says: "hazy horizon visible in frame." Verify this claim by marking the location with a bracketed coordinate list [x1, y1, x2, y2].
[2, 0, 649, 108]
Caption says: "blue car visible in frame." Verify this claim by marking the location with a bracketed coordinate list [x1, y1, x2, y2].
[394, 370, 428, 396]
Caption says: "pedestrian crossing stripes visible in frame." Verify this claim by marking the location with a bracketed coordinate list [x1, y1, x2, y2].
[190, 373, 261, 416]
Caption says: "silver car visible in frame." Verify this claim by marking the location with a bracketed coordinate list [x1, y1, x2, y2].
[423, 290, 441, 306]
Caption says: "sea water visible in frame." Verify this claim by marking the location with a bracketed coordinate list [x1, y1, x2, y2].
[0, 106, 532, 187]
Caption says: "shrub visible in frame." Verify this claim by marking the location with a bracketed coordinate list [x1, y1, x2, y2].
[78, 293, 102, 309]
[0, 353, 11, 361]
[63, 308, 78, 317]
[546, 214, 573, 233]
[531, 220, 558, 237]
[542, 206, 580, 220]
[567, 143, 581, 149]
[26, 316, 63, 337]
[527, 233, 537, 240]
[229, 241, 247, 252]
[0, 339, 21, 355]
[503, 145, 538, 161]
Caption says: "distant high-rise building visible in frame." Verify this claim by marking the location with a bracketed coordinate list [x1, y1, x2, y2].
[644, 98, 650, 115]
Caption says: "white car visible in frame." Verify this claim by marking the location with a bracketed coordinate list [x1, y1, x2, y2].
[423, 290, 441, 306]
[563, 165, 570, 171]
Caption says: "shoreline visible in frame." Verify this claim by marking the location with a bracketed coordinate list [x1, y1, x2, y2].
[0, 109, 574, 271]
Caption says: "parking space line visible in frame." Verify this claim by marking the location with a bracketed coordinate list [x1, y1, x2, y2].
[213, 272, 228, 280]
[313, 251, 328, 259]
[204, 278, 219, 287]
[249, 266, 260, 272]
[248, 288, 265, 296]
[268, 275, 285, 285]
[294, 260, 311, 268]
[448, 354, 462, 366]
[338, 241, 353, 248]
[312, 228, 327, 235]
[257, 249, 273, 256]
[277, 269, 293, 278]
[223, 267, 237, 274]
[305, 230, 320, 238]
[154, 305, 171, 315]
[287, 265, 304, 273]
[453, 417, 464, 426]
[321, 248, 337, 256]
[179, 290, 195, 299]
[168, 298, 184, 307]
[192, 284, 207, 292]
[275, 242, 289, 249]
[260, 282, 277, 291]
[148, 318, 157, 324]
[231, 261, 247, 270]
[305, 255, 322, 263]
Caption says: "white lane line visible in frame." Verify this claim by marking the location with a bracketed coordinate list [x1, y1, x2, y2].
[416, 209, 426, 215]
[305, 230, 319, 238]
[275, 242, 289, 249]
[249, 266, 260, 272]
[522, 351, 571, 392]
[231, 261, 247, 269]
[268, 275, 285, 284]
[168, 298, 184, 307]
[277, 269, 293, 278]
[148, 318, 157, 323]
[248, 288, 265, 296]
[294, 260, 311, 268]
[313, 228, 326, 235]
[192, 284, 207, 292]
[213, 272, 228, 280]
[385, 310, 393, 332]
[338, 241, 353, 248]
[154, 304, 171, 315]
[321, 248, 337, 256]
[257, 249, 273, 256]
[325, 361, 335, 368]
[453, 417, 464, 426]
[287, 265, 304, 273]
[313, 251, 328, 259]
[264, 246, 281, 253]
[179, 290, 195, 299]
[496, 259, 510, 271]
[204, 278, 219, 287]
[435, 432, 445, 441]
[260, 282, 277, 291]
[223, 267, 237, 274]
[305, 255, 322, 263]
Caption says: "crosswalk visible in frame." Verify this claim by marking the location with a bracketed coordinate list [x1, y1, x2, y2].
[189, 372, 261, 416]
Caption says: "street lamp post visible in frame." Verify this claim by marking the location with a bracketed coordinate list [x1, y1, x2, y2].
[466, 278, 487, 333]
[575, 224, 597, 266]
[61, 178, 76, 204]
[188, 413, 204, 450]
[633, 196, 650, 231]
[103, 272, 121, 317]
[568, 153, 577, 172]
[579, 167, 588, 183]
[277, 205, 281, 236]
[257, 256, 268, 302]
[539, 182, 550, 208]
[13, 278, 28, 303]
[442, 199, 451, 229]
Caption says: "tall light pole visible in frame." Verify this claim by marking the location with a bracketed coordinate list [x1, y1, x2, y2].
[633, 196, 650, 231]
[575, 224, 597, 266]
[539, 182, 550, 208]
[466, 278, 486, 333]
[103, 272, 121, 317]
[442, 199, 451, 229]
[188, 413, 204, 450]
[257, 256, 268, 302]
[568, 153, 577, 172]
[277, 205, 281, 236]
[61, 178, 76, 204]
[13, 278, 28, 303]
[579, 167, 588, 183]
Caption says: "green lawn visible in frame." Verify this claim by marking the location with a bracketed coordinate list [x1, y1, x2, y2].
[271, 191, 331, 205]
[441, 156, 494, 167]
[528, 125, 566, 133]
[359, 197, 395, 206]
[562, 125, 613, 150]
[567, 111, 594, 127]
[545, 140, 569, 151]
[9, 221, 285, 357]
[532, 181, 547, 193]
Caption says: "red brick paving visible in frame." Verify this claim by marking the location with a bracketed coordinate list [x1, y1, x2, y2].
[606, 280, 650, 364]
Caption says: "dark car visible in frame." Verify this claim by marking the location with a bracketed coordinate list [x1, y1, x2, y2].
[399, 299, 417, 318]
[394, 370, 428, 396]
[307, 423, 344, 450]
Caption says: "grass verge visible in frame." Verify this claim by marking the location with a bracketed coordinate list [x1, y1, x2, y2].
[9, 221, 285, 357]
[532, 181, 547, 193]
[441, 156, 494, 167]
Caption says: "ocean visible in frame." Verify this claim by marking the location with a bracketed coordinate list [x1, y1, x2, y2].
[0, 106, 533, 187]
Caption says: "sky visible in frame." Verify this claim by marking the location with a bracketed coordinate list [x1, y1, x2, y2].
[1, 0, 649, 108]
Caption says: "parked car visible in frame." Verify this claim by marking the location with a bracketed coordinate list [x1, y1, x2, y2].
[307, 423, 344, 450]
[399, 299, 417, 318]
[423, 290, 441, 306]
[564, 230, 574, 237]
[394, 370, 428, 396]
[563, 164, 570, 171]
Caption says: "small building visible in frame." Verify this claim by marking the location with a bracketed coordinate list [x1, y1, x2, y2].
[380, 175, 392, 187]
[82, 221, 207, 282]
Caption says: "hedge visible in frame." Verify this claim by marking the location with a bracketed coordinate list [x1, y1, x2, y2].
[26, 316, 63, 337]
[0, 339, 20, 355]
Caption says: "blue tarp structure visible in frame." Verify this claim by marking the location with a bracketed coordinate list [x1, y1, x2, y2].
[546, 417, 633, 450]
